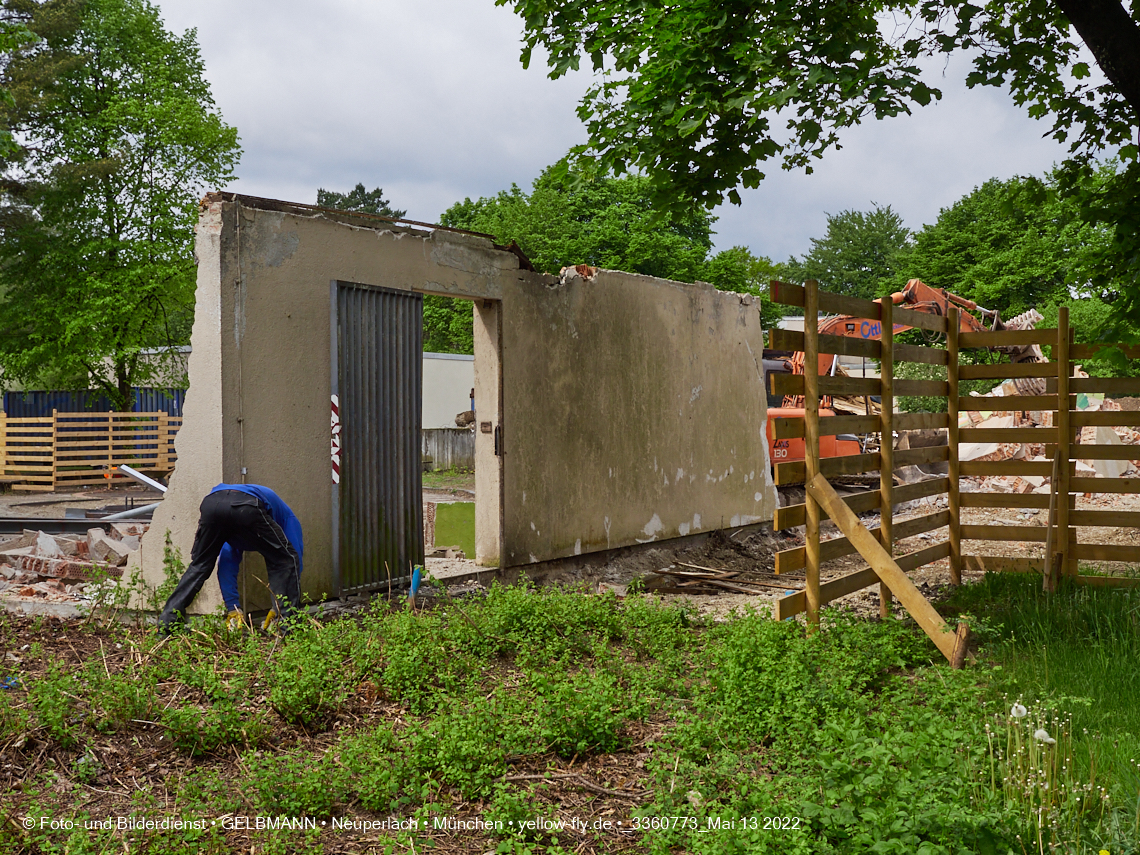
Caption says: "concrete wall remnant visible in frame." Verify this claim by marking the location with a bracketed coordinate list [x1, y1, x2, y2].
[127, 194, 774, 612]
[501, 265, 775, 564]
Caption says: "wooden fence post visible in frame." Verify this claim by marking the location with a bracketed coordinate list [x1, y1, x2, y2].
[1057, 307, 1072, 575]
[879, 296, 894, 616]
[107, 412, 116, 483]
[948, 307, 961, 585]
[0, 410, 6, 474]
[50, 408, 58, 491]
[804, 279, 822, 630]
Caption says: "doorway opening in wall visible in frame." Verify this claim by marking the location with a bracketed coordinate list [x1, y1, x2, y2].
[420, 294, 499, 570]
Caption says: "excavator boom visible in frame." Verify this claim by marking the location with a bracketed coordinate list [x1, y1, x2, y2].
[765, 279, 1047, 476]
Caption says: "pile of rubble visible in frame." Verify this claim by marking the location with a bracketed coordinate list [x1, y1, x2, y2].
[959, 382, 1139, 493]
[0, 523, 145, 608]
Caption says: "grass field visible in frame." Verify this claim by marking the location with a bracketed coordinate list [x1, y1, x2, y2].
[1, 571, 1138, 854]
[433, 501, 475, 559]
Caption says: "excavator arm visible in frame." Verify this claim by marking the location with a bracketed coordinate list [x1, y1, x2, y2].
[776, 279, 1047, 405]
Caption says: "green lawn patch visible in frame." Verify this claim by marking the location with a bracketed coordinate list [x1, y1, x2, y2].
[433, 500, 475, 558]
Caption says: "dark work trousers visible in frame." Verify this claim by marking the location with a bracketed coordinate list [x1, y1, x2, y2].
[158, 490, 301, 630]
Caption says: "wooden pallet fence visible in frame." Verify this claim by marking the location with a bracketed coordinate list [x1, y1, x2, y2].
[768, 279, 961, 663]
[767, 281, 1140, 659]
[0, 409, 180, 492]
[958, 320, 1140, 588]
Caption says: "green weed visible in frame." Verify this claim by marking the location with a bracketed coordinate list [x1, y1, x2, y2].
[162, 700, 270, 756]
[27, 659, 82, 748]
[244, 748, 346, 819]
[266, 623, 351, 727]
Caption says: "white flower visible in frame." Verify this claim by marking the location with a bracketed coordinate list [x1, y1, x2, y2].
[1034, 729, 1057, 745]
[1011, 703, 1029, 719]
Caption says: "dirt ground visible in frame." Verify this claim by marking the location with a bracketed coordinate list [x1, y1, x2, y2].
[0, 485, 163, 520]
[524, 484, 1140, 623]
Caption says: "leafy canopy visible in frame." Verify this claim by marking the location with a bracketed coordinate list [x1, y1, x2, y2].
[785, 204, 912, 301]
[0, 0, 239, 408]
[498, 1, 1139, 210]
[317, 183, 406, 218]
[901, 165, 1123, 324]
[442, 159, 715, 282]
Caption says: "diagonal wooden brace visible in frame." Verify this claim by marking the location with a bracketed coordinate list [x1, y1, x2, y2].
[805, 473, 970, 667]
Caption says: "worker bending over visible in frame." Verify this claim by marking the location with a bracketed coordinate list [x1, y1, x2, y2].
[158, 483, 303, 634]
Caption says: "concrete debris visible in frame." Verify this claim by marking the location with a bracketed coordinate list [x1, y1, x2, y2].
[0, 523, 147, 612]
[950, 390, 1140, 500]
[87, 528, 131, 566]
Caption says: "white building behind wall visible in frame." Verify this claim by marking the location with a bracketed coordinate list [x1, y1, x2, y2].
[423, 352, 474, 428]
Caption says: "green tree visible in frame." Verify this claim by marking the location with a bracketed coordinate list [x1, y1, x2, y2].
[498, 2, 1138, 209]
[0, 17, 34, 157]
[317, 183, 406, 218]
[442, 160, 715, 281]
[785, 204, 912, 301]
[902, 167, 1119, 321]
[0, 0, 239, 408]
[701, 244, 787, 329]
[499, 2, 1140, 315]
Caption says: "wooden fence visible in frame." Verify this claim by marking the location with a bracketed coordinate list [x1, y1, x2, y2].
[0, 410, 181, 492]
[766, 280, 1140, 666]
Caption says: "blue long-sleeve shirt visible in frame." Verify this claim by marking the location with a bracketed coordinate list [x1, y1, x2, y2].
[211, 483, 304, 610]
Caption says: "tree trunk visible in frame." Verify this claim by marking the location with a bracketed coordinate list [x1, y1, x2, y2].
[1055, 0, 1140, 127]
[113, 360, 132, 413]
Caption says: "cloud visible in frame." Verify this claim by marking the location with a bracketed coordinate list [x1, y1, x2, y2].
[155, 0, 1078, 260]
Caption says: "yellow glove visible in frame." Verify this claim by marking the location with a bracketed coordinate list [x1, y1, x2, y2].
[225, 608, 246, 631]
[260, 609, 279, 634]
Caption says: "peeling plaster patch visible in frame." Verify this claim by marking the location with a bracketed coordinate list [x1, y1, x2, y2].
[749, 470, 755, 481]
[522, 491, 526, 504]
[730, 515, 741, 527]
[636, 513, 664, 543]
[676, 468, 684, 483]
[574, 539, 582, 555]
[692, 514, 702, 530]
[604, 516, 611, 548]
[689, 385, 703, 403]
[754, 492, 763, 502]
[529, 554, 538, 564]
[262, 230, 299, 268]
[663, 473, 669, 486]
[678, 522, 691, 536]
[530, 522, 535, 531]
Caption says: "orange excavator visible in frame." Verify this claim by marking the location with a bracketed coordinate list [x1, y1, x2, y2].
[763, 279, 1045, 468]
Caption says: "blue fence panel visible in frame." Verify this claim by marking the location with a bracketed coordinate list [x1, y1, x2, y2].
[2, 388, 185, 417]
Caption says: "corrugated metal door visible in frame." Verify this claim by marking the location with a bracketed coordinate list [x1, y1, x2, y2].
[330, 281, 424, 596]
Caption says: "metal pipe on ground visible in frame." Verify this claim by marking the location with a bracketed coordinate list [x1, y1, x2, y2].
[102, 502, 161, 520]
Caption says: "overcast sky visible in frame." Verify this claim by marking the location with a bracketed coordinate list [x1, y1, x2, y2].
[154, 0, 1079, 262]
